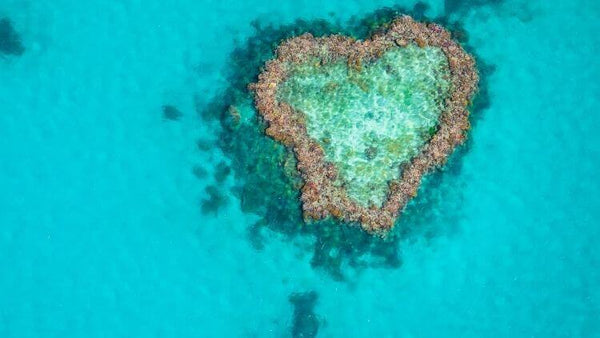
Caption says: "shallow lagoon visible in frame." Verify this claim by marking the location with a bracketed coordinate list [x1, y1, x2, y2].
[1, 0, 599, 337]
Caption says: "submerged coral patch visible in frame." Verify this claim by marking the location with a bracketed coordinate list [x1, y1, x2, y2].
[251, 16, 478, 233]
[0, 18, 24, 56]
[162, 105, 183, 120]
[289, 291, 320, 338]
[200, 185, 228, 214]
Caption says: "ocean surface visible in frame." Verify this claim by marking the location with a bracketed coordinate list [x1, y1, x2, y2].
[1, 0, 599, 337]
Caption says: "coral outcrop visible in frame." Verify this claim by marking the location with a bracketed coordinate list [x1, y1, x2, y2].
[250, 15, 478, 234]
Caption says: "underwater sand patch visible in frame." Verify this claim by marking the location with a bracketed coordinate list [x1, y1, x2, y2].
[250, 15, 478, 234]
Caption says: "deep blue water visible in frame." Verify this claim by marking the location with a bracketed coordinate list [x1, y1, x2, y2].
[1, 0, 599, 337]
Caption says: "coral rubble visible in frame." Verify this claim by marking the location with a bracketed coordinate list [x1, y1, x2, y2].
[250, 15, 478, 234]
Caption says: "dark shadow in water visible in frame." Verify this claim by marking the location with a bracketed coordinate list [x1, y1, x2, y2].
[214, 161, 231, 183]
[444, 0, 503, 17]
[200, 185, 228, 214]
[162, 105, 183, 121]
[196, 138, 214, 152]
[289, 291, 320, 338]
[194, 2, 501, 281]
[192, 165, 208, 180]
[0, 18, 24, 56]
[444, 0, 535, 23]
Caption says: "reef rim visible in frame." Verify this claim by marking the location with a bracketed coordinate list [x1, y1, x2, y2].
[250, 15, 478, 234]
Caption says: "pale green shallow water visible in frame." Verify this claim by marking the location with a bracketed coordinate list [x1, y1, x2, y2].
[278, 45, 451, 206]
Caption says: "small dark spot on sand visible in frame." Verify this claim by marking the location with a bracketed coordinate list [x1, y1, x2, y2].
[0, 18, 25, 56]
[200, 185, 228, 214]
[162, 105, 183, 120]
[246, 220, 266, 250]
[214, 161, 231, 183]
[413, 2, 430, 20]
[289, 291, 320, 338]
[196, 139, 213, 152]
[192, 165, 208, 179]
[444, 0, 504, 17]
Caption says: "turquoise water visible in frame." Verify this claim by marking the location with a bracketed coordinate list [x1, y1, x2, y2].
[1, 0, 599, 337]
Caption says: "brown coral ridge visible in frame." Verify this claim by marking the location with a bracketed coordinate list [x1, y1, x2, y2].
[249, 15, 478, 234]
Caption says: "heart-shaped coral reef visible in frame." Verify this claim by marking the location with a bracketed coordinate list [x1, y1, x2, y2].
[250, 15, 478, 234]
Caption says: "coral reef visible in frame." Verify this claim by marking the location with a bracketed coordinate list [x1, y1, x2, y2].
[250, 16, 479, 233]
[195, 2, 494, 279]
[0, 18, 24, 56]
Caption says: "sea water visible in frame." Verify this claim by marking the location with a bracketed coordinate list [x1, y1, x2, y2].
[1, 0, 599, 337]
